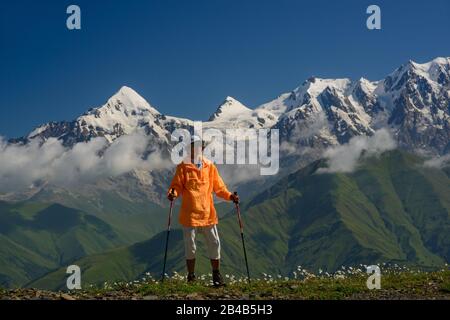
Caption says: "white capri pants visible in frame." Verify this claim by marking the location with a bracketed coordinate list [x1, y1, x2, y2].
[183, 224, 221, 260]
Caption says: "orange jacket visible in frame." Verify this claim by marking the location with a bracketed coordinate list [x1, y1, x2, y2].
[168, 158, 232, 227]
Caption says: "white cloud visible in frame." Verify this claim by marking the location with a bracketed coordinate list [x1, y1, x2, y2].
[317, 129, 396, 173]
[423, 154, 450, 169]
[0, 131, 169, 192]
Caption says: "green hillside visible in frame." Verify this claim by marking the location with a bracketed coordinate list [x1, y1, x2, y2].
[0, 202, 125, 287]
[30, 189, 169, 244]
[29, 150, 450, 290]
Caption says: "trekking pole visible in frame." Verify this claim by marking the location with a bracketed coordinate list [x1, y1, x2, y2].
[161, 188, 175, 282]
[233, 192, 251, 283]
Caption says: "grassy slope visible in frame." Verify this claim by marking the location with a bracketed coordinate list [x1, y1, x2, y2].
[29, 150, 450, 290]
[354, 152, 450, 264]
[31, 189, 169, 244]
[0, 202, 126, 287]
[0, 234, 56, 287]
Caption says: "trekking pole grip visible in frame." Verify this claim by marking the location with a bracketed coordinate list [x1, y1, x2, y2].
[169, 188, 175, 203]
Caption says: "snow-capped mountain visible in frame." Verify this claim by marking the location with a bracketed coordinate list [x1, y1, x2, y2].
[22, 86, 193, 147]
[272, 77, 374, 148]
[267, 57, 450, 155]
[205, 96, 277, 129]
[381, 58, 450, 153]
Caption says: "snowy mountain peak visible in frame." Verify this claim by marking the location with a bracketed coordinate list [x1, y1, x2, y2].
[105, 86, 160, 114]
[431, 56, 450, 64]
[405, 57, 450, 69]
[117, 85, 139, 96]
[409, 57, 450, 83]
[383, 56, 450, 94]
[24, 86, 170, 145]
[407, 56, 448, 75]
[224, 96, 239, 103]
[294, 78, 351, 98]
[69, 86, 167, 142]
[203, 96, 279, 129]
[208, 96, 252, 121]
[354, 77, 377, 94]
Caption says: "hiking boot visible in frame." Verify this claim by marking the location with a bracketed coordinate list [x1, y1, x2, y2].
[212, 270, 226, 287]
[187, 272, 196, 283]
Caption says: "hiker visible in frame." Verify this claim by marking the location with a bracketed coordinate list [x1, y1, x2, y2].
[167, 135, 239, 286]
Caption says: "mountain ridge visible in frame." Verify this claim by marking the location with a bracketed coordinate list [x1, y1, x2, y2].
[12, 57, 450, 155]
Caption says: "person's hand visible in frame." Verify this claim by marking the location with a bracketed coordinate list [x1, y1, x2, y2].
[230, 192, 239, 204]
[167, 189, 177, 201]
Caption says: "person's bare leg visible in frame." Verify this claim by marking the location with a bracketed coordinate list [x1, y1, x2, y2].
[186, 259, 196, 274]
[210, 259, 220, 272]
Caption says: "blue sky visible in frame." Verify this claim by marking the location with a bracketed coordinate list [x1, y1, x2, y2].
[1, 0, 449, 138]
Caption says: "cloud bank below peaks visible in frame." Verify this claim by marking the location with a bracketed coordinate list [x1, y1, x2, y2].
[318, 129, 397, 173]
[0, 131, 169, 193]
